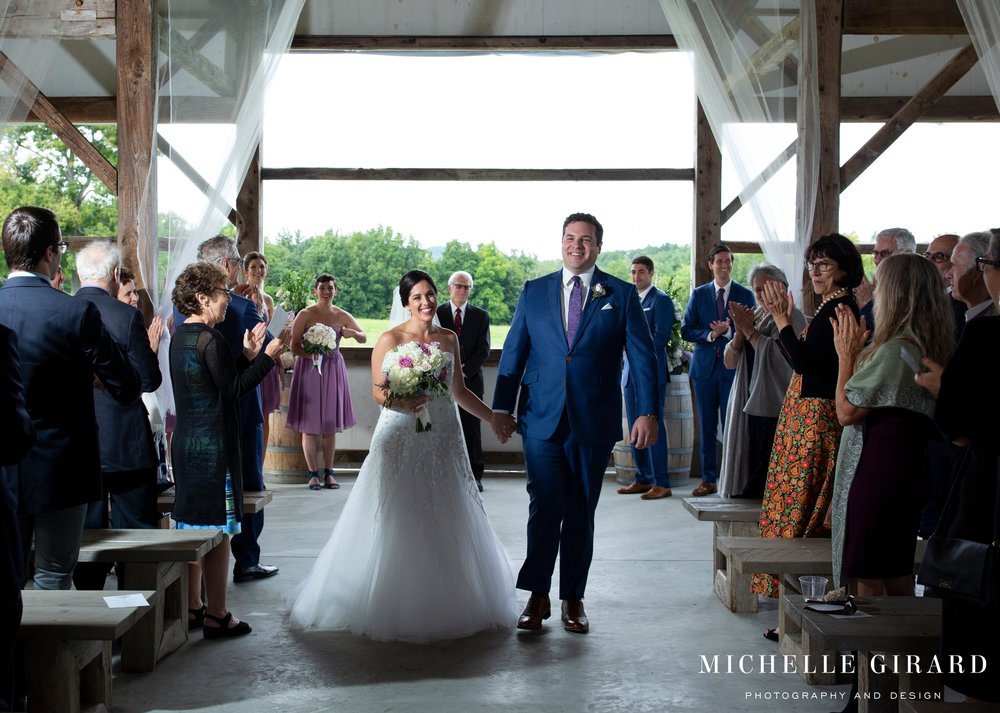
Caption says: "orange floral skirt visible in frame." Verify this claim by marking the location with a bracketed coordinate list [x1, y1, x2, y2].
[750, 373, 843, 598]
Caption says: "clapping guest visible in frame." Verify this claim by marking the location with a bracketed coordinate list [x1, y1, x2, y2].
[170, 263, 284, 638]
[752, 234, 862, 605]
[286, 275, 366, 490]
[828, 253, 953, 596]
[241, 252, 282, 463]
[719, 265, 805, 500]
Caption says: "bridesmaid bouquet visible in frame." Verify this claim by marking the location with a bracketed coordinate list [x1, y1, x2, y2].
[302, 323, 337, 374]
[379, 341, 451, 432]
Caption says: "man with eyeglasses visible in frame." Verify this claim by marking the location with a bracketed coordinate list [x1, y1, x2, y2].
[437, 271, 490, 492]
[0, 206, 140, 590]
[923, 233, 966, 341]
[862, 228, 917, 332]
[947, 231, 997, 327]
[190, 235, 279, 583]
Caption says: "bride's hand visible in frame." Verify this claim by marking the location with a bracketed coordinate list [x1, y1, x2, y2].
[391, 395, 429, 413]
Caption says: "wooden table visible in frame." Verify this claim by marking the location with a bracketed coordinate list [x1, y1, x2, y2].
[783, 594, 942, 712]
[19, 589, 157, 713]
[681, 497, 761, 612]
[77, 528, 224, 671]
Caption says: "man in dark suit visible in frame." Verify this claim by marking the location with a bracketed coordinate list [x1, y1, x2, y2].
[0, 325, 35, 711]
[618, 256, 676, 500]
[0, 206, 139, 590]
[193, 235, 278, 583]
[492, 212, 658, 633]
[72, 241, 163, 590]
[681, 244, 755, 496]
[923, 233, 966, 342]
[437, 270, 491, 492]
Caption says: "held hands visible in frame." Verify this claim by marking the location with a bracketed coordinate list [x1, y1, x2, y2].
[709, 320, 730, 339]
[760, 281, 793, 327]
[631, 416, 658, 449]
[855, 275, 874, 310]
[243, 322, 268, 360]
[263, 326, 288, 359]
[490, 412, 516, 444]
[147, 316, 164, 353]
[233, 283, 255, 300]
[830, 303, 868, 360]
[914, 357, 943, 396]
[729, 302, 754, 339]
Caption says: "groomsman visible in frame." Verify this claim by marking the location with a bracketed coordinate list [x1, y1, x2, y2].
[437, 271, 491, 492]
[492, 212, 659, 634]
[618, 256, 676, 500]
[681, 244, 754, 496]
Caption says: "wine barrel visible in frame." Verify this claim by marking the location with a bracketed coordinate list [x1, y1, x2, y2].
[612, 442, 637, 486]
[263, 370, 321, 484]
[664, 375, 694, 483]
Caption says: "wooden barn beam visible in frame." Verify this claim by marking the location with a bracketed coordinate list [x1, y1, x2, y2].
[724, 15, 800, 94]
[840, 43, 980, 192]
[291, 35, 678, 52]
[694, 102, 721, 288]
[0, 0, 115, 38]
[0, 51, 117, 192]
[843, 0, 965, 35]
[157, 22, 234, 97]
[720, 139, 797, 225]
[737, 13, 799, 86]
[260, 167, 694, 182]
[236, 146, 261, 256]
[156, 135, 240, 227]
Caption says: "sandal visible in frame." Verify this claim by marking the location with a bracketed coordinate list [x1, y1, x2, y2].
[323, 468, 340, 489]
[306, 470, 321, 491]
[203, 611, 252, 640]
[188, 605, 206, 631]
[763, 628, 779, 642]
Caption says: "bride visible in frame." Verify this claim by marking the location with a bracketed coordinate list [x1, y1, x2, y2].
[288, 270, 517, 642]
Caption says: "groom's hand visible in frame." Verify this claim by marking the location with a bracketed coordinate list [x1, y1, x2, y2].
[491, 412, 516, 443]
[631, 416, 658, 449]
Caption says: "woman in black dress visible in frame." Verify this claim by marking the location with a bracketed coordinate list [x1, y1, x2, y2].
[170, 263, 284, 638]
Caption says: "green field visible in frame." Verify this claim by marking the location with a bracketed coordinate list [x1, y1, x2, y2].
[355, 318, 512, 347]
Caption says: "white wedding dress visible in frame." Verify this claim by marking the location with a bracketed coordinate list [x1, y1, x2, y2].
[288, 353, 516, 642]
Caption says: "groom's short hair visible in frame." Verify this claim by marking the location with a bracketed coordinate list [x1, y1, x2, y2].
[563, 212, 603, 246]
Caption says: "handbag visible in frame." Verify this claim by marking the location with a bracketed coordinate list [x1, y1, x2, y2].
[917, 449, 1000, 608]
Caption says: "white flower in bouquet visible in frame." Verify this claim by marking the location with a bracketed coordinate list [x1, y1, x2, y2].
[378, 341, 451, 432]
[302, 323, 338, 373]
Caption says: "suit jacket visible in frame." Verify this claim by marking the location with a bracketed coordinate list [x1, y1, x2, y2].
[0, 275, 140, 514]
[623, 286, 675, 390]
[681, 280, 755, 381]
[437, 301, 490, 395]
[77, 286, 162, 472]
[493, 267, 658, 444]
[0, 324, 33, 595]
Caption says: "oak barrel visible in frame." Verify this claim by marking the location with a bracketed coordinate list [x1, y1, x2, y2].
[664, 374, 694, 482]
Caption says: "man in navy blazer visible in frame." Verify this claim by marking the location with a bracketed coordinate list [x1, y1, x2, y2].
[193, 236, 278, 583]
[681, 244, 755, 496]
[492, 213, 659, 633]
[0, 206, 139, 590]
[618, 256, 676, 500]
[72, 241, 163, 590]
[437, 270, 491, 491]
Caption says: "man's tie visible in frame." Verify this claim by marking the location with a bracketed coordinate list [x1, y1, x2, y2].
[454, 307, 463, 336]
[567, 275, 583, 345]
[716, 286, 725, 321]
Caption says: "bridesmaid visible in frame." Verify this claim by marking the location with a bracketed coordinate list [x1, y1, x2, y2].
[285, 275, 366, 490]
[241, 252, 281, 462]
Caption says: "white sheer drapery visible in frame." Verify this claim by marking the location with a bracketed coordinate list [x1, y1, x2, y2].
[658, 0, 819, 303]
[959, 0, 1000, 113]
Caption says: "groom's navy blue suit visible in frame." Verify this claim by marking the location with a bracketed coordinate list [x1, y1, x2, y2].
[494, 266, 658, 600]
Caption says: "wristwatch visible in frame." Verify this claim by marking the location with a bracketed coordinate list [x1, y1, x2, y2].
[639, 414, 658, 421]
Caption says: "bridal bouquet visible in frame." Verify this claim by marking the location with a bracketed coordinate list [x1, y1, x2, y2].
[302, 323, 337, 373]
[379, 340, 451, 432]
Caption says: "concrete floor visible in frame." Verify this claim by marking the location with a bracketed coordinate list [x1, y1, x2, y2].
[108, 474, 857, 713]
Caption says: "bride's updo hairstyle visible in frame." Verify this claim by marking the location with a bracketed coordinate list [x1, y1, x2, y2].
[399, 269, 437, 307]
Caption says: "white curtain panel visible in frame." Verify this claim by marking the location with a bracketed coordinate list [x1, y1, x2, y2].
[0, 2, 61, 147]
[959, 0, 1000, 111]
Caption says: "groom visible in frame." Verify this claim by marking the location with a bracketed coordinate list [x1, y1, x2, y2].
[491, 213, 659, 633]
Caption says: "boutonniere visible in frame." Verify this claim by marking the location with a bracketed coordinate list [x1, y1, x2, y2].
[591, 283, 608, 300]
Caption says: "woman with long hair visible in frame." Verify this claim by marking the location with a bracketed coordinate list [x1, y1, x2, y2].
[241, 252, 281, 462]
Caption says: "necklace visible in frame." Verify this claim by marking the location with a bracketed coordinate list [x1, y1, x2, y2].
[816, 287, 848, 312]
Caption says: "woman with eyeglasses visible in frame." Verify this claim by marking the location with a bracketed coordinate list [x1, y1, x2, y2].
[286, 274, 366, 490]
[169, 262, 285, 638]
[913, 231, 1000, 703]
[751, 234, 863, 617]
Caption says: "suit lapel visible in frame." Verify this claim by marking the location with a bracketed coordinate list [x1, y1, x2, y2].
[570, 268, 606, 352]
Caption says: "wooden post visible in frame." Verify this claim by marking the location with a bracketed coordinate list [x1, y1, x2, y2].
[694, 101, 721, 289]
[117, 0, 157, 318]
[807, 0, 844, 316]
[236, 145, 262, 257]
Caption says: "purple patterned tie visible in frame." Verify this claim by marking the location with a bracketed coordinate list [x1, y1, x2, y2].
[567, 275, 583, 345]
[716, 286, 725, 321]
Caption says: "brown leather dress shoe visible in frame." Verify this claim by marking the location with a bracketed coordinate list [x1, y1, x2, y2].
[617, 482, 653, 495]
[561, 599, 589, 633]
[516, 593, 551, 630]
[641, 485, 673, 500]
[691, 482, 718, 497]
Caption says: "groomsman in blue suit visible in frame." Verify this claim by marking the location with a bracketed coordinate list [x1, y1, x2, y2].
[492, 213, 659, 634]
[618, 256, 676, 500]
[681, 244, 755, 496]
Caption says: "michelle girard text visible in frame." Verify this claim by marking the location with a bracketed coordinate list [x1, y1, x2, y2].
[699, 654, 987, 676]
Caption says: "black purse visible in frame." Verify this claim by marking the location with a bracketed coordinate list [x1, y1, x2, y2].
[917, 449, 1000, 608]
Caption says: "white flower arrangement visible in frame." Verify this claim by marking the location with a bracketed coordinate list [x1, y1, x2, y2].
[378, 341, 451, 432]
[302, 323, 338, 373]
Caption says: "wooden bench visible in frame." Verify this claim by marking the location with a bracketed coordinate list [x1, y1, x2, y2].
[681, 497, 761, 612]
[77, 528, 224, 671]
[784, 594, 942, 713]
[19, 589, 157, 713]
[156, 488, 274, 528]
[718, 536, 927, 684]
